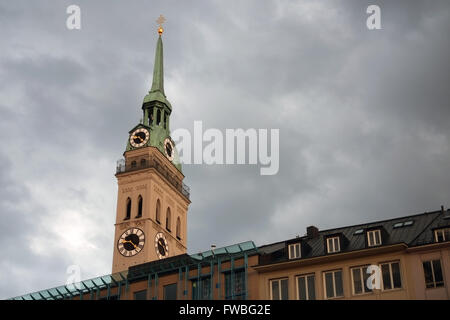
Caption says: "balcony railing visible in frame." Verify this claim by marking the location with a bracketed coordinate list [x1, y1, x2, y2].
[116, 158, 190, 200]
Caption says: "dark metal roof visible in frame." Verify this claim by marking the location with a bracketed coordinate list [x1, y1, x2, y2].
[258, 209, 450, 266]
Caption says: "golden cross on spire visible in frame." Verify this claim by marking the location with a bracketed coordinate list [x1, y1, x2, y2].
[156, 14, 166, 35]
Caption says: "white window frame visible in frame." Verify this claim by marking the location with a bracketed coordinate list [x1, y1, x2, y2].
[434, 228, 450, 242]
[296, 274, 315, 300]
[323, 270, 344, 299]
[350, 266, 372, 295]
[367, 229, 382, 247]
[326, 236, 341, 253]
[288, 243, 301, 259]
[380, 261, 402, 291]
[423, 259, 444, 288]
[269, 278, 288, 300]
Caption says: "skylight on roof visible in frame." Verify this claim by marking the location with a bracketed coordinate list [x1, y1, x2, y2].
[393, 220, 415, 228]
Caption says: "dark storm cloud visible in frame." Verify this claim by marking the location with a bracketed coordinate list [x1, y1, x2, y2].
[0, 0, 449, 298]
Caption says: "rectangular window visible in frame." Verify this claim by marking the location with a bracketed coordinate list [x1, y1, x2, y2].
[323, 270, 343, 299]
[351, 266, 372, 295]
[270, 278, 288, 300]
[380, 261, 402, 291]
[288, 243, 301, 259]
[423, 260, 444, 288]
[133, 289, 147, 300]
[225, 270, 246, 300]
[296, 274, 315, 300]
[192, 277, 212, 300]
[367, 230, 382, 247]
[163, 283, 177, 300]
[435, 228, 450, 242]
[327, 236, 341, 253]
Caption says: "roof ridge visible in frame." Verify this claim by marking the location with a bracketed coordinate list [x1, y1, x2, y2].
[310, 209, 442, 235]
[259, 209, 443, 248]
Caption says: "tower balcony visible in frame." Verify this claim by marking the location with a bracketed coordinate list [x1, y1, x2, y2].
[116, 158, 190, 200]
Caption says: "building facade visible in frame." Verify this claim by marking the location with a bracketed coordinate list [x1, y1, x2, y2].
[256, 209, 450, 300]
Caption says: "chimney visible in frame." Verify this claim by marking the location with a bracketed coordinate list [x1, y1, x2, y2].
[307, 226, 319, 238]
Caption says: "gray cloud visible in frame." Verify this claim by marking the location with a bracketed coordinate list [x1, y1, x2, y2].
[0, 0, 449, 298]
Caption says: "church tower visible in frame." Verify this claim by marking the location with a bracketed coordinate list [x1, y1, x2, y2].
[112, 23, 190, 274]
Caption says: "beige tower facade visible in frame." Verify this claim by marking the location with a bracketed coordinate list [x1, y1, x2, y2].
[112, 147, 190, 273]
[111, 28, 190, 274]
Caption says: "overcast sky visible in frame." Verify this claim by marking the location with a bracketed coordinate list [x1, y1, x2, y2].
[1, 0, 449, 299]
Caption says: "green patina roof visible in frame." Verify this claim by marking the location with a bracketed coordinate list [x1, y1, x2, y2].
[124, 32, 181, 173]
[142, 35, 172, 110]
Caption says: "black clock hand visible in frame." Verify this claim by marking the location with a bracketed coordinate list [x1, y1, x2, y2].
[122, 239, 137, 249]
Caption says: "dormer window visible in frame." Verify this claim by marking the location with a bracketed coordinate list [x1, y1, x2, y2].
[367, 229, 382, 247]
[434, 227, 450, 242]
[288, 243, 301, 259]
[327, 236, 340, 253]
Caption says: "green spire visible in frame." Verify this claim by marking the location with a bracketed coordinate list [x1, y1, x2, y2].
[143, 35, 172, 110]
[150, 35, 164, 95]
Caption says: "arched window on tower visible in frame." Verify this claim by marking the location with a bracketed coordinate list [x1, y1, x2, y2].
[125, 197, 131, 220]
[157, 109, 161, 126]
[149, 107, 154, 125]
[166, 208, 171, 232]
[156, 199, 161, 224]
[176, 217, 181, 240]
[164, 111, 168, 129]
[140, 158, 146, 167]
[137, 195, 143, 218]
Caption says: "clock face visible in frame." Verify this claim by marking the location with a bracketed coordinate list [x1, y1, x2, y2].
[117, 228, 145, 257]
[155, 232, 169, 259]
[164, 138, 174, 161]
[130, 128, 150, 148]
